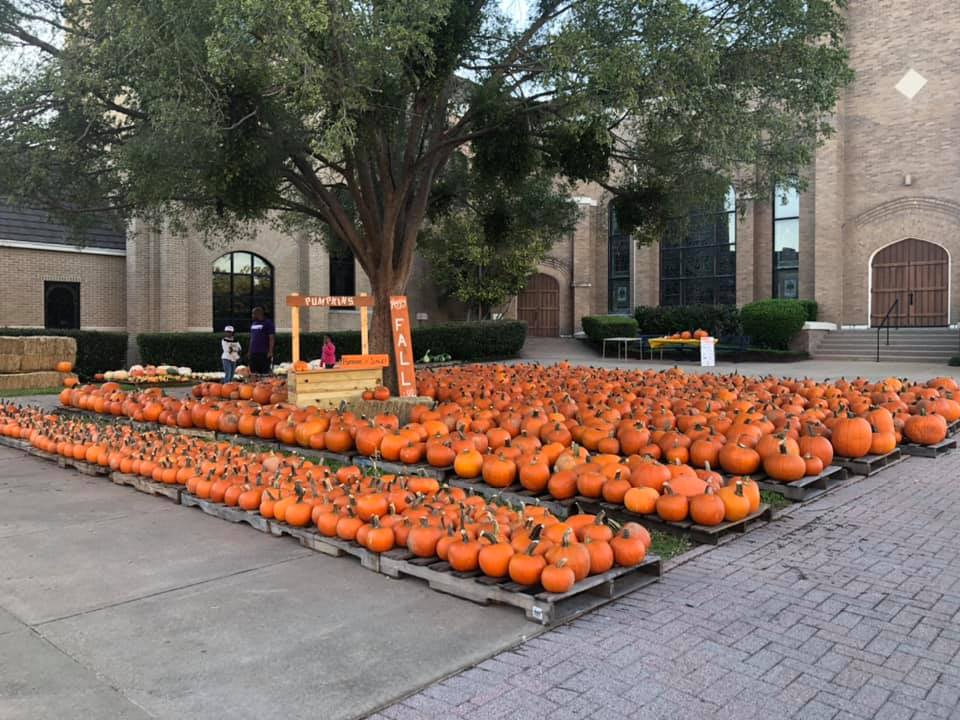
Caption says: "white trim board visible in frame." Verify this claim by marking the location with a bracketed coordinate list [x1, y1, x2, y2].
[0, 238, 126, 257]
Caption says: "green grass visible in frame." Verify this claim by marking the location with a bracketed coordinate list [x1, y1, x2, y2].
[760, 489, 793, 511]
[0, 386, 63, 398]
[649, 530, 693, 562]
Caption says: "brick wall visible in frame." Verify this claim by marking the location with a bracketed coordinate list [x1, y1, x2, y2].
[829, 0, 960, 325]
[0, 247, 125, 329]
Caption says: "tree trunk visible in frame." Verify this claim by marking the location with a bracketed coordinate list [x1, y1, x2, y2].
[367, 275, 407, 394]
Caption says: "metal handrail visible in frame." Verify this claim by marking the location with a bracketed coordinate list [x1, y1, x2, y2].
[876, 298, 899, 362]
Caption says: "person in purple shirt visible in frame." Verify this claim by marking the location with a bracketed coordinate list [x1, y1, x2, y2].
[248, 306, 275, 376]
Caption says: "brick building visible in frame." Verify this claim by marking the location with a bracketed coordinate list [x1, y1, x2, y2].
[1, 1, 957, 345]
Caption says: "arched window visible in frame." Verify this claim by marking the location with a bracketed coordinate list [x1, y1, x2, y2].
[44, 281, 80, 329]
[212, 252, 274, 332]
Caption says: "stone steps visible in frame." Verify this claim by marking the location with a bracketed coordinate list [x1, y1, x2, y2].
[814, 329, 959, 362]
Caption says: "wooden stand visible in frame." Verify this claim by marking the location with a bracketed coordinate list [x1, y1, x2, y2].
[287, 366, 384, 408]
[286, 292, 386, 408]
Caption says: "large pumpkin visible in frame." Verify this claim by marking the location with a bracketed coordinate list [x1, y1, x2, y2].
[830, 414, 872, 458]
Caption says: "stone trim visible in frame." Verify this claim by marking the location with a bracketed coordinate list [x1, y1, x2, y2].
[0, 238, 126, 256]
[851, 197, 960, 228]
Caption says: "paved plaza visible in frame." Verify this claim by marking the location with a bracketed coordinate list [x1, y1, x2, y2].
[377, 452, 960, 720]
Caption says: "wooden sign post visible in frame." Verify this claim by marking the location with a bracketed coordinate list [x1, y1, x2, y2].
[389, 295, 416, 397]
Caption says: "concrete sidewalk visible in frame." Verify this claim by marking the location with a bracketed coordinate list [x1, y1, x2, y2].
[0, 447, 535, 720]
[518, 337, 959, 382]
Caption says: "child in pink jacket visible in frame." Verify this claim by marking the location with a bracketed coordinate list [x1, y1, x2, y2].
[321, 335, 337, 369]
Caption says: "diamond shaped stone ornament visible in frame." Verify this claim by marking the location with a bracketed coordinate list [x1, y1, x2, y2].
[895, 69, 927, 100]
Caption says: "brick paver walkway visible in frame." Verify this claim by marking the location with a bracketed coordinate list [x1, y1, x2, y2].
[375, 453, 960, 720]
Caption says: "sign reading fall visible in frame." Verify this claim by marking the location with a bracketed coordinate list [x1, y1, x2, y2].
[389, 296, 416, 396]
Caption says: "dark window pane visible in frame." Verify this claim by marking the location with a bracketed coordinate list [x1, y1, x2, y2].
[661, 249, 682, 278]
[610, 235, 630, 276]
[658, 195, 736, 308]
[330, 252, 356, 296]
[684, 247, 714, 277]
[660, 280, 682, 306]
[775, 269, 799, 299]
[717, 277, 736, 305]
[717, 247, 736, 276]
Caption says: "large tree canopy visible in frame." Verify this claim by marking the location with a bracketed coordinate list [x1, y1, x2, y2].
[0, 0, 852, 366]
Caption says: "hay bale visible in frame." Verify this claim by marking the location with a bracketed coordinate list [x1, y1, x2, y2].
[0, 336, 25, 356]
[18, 336, 77, 372]
[0, 370, 62, 391]
[0, 355, 21, 373]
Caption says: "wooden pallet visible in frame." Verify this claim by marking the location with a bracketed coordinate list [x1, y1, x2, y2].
[834, 448, 904, 476]
[0, 435, 30, 451]
[574, 499, 773, 546]
[352, 456, 450, 481]
[272, 523, 385, 570]
[180, 492, 273, 533]
[446, 477, 573, 517]
[900, 437, 957, 458]
[59, 457, 111, 477]
[377, 549, 662, 625]
[948, 420, 960, 437]
[110, 472, 182, 503]
[756, 465, 849, 502]
[273, 443, 355, 467]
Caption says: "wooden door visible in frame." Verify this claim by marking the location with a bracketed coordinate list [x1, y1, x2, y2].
[871, 239, 948, 327]
[518, 273, 560, 336]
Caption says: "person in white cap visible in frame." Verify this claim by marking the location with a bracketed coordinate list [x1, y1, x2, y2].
[221, 325, 241, 382]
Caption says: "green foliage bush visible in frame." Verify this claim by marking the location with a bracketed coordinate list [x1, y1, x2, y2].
[137, 321, 527, 370]
[949, 356, 960, 367]
[633, 305, 741, 337]
[798, 299, 818, 322]
[412, 321, 527, 360]
[0, 328, 128, 378]
[581, 315, 639, 342]
[739, 299, 808, 350]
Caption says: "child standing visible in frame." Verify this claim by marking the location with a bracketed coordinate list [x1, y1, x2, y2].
[221, 326, 241, 381]
[321, 335, 337, 369]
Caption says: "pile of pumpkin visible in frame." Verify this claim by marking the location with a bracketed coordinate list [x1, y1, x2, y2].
[0, 404, 651, 592]
[57, 366, 957, 483]
[664, 329, 710, 340]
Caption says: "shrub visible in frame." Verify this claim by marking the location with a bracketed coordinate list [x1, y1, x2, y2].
[949, 356, 960, 367]
[798, 299, 818, 322]
[412, 321, 527, 360]
[137, 331, 362, 371]
[739, 299, 808, 350]
[136, 321, 527, 369]
[581, 315, 639, 342]
[0, 327, 127, 378]
[633, 305, 741, 338]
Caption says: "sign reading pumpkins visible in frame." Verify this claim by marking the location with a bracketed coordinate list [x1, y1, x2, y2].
[389, 296, 416, 396]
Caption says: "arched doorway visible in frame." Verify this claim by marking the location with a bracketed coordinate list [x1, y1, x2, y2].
[518, 273, 560, 336]
[44, 281, 80, 329]
[871, 239, 948, 327]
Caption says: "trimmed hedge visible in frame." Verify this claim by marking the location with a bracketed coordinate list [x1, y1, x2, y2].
[798, 299, 818, 322]
[739, 299, 808, 350]
[412, 321, 527, 360]
[137, 321, 527, 370]
[633, 305, 741, 338]
[581, 315, 639, 342]
[0, 328, 127, 379]
[138, 331, 362, 372]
